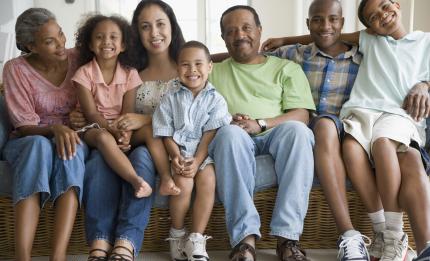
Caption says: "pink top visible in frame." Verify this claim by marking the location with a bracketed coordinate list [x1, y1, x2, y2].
[3, 49, 79, 128]
[72, 59, 142, 120]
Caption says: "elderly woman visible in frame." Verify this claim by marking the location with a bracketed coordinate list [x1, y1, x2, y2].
[2, 8, 87, 261]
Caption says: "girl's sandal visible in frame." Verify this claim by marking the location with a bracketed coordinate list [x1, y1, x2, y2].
[108, 245, 134, 261]
[88, 248, 109, 261]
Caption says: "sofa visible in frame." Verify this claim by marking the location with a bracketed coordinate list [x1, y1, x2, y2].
[0, 94, 416, 259]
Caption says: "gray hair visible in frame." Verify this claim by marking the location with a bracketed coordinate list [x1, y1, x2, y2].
[15, 8, 56, 53]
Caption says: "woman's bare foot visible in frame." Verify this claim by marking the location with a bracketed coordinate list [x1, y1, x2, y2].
[159, 177, 181, 196]
[132, 176, 152, 198]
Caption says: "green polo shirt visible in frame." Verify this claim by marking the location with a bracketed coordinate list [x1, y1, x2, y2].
[209, 56, 315, 120]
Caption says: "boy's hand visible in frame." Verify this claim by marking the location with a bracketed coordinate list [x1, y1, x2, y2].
[403, 82, 430, 121]
[180, 157, 198, 178]
[261, 37, 285, 52]
[171, 155, 185, 175]
[231, 113, 251, 123]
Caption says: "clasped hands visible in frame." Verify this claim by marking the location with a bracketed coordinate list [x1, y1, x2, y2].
[231, 113, 262, 135]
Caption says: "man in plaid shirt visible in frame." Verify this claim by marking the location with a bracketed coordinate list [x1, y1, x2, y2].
[263, 1, 367, 260]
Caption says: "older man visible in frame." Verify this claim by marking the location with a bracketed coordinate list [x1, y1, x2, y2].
[208, 5, 315, 261]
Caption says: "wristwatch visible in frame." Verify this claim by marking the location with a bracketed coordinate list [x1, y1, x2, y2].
[256, 119, 267, 132]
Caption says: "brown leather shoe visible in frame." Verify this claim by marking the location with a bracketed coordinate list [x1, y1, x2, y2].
[229, 242, 256, 261]
[276, 240, 309, 261]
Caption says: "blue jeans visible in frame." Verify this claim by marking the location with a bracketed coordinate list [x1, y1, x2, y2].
[3, 135, 88, 206]
[208, 122, 315, 247]
[83, 146, 156, 256]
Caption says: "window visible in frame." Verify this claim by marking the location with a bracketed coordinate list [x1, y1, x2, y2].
[165, 0, 249, 53]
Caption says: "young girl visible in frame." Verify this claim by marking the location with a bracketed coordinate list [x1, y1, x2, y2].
[72, 14, 152, 198]
[153, 41, 231, 261]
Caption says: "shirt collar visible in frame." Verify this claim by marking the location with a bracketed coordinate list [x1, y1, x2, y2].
[90, 58, 127, 85]
[306, 42, 362, 64]
[173, 79, 215, 94]
[386, 31, 422, 42]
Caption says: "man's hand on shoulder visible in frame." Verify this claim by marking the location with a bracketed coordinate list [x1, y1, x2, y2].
[403, 81, 430, 121]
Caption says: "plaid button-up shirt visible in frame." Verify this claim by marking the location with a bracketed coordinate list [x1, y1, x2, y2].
[268, 43, 362, 116]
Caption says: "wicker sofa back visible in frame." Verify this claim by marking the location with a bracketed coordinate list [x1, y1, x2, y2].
[0, 95, 416, 259]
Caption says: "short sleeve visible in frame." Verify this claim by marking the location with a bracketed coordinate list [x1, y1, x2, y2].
[358, 30, 369, 55]
[265, 44, 295, 60]
[281, 62, 315, 111]
[2, 60, 40, 127]
[71, 65, 93, 91]
[203, 93, 231, 132]
[152, 92, 175, 137]
[126, 68, 143, 91]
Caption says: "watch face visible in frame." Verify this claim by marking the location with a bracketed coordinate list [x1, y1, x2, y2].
[257, 119, 266, 130]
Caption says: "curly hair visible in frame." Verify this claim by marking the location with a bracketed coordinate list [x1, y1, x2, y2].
[131, 0, 185, 71]
[75, 14, 135, 68]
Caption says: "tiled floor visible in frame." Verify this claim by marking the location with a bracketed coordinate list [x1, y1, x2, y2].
[24, 249, 418, 261]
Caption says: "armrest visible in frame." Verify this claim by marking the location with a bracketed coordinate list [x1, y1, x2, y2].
[0, 95, 11, 155]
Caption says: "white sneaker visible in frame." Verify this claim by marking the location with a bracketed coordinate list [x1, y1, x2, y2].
[337, 233, 371, 261]
[166, 235, 187, 261]
[369, 232, 384, 261]
[380, 230, 408, 261]
[183, 233, 211, 261]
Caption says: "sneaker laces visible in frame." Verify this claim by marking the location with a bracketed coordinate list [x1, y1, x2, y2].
[381, 235, 407, 260]
[166, 236, 185, 255]
[339, 234, 371, 259]
[189, 235, 212, 255]
[369, 232, 384, 259]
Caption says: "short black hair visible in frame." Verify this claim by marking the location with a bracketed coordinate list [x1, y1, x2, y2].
[358, 0, 371, 27]
[220, 5, 261, 35]
[75, 14, 135, 67]
[131, 0, 185, 71]
[308, 0, 342, 17]
[358, 0, 395, 28]
[177, 40, 211, 63]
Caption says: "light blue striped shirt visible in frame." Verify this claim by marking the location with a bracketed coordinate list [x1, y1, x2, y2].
[153, 80, 231, 157]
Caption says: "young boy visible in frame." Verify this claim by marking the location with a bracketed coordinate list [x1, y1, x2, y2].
[152, 40, 231, 261]
[340, 1, 430, 260]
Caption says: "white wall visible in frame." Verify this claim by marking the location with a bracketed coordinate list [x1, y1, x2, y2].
[252, 0, 415, 43]
[0, 0, 33, 79]
[414, 0, 430, 31]
[34, 0, 95, 48]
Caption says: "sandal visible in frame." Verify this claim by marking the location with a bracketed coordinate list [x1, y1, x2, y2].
[229, 242, 256, 261]
[88, 248, 109, 261]
[108, 245, 134, 261]
[276, 239, 309, 261]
